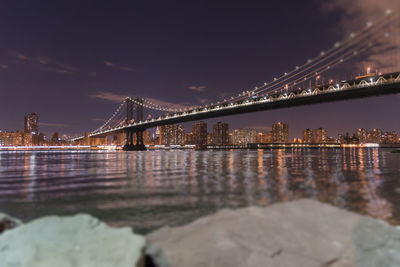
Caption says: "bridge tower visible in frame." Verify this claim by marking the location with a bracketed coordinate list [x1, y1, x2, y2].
[123, 97, 147, 151]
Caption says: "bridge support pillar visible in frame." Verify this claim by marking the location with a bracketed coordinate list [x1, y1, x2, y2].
[123, 129, 147, 151]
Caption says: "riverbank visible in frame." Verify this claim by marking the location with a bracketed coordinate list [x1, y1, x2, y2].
[1, 199, 400, 267]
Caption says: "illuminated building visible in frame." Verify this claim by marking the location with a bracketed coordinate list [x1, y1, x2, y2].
[160, 124, 184, 145]
[383, 131, 398, 144]
[192, 121, 207, 146]
[257, 132, 267, 143]
[24, 113, 38, 134]
[232, 129, 257, 145]
[302, 128, 314, 143]
[368, 129, 383, 143]
[315, 128, 327, 143]
[212, 122, 229, 145]
[355, 128, 367, 143]
[184, 133, 194, 145]
[272, 122, 289, 143]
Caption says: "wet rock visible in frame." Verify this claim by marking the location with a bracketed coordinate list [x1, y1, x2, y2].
[147, 199, 400, 267]
[145, 243, 171, 267]
[0, 213, 22, 234]
[0, 214, 146, 267]
[354, 217, 400, 266]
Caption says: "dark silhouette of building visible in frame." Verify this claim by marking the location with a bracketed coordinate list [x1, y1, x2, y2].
[302, 128, 314, 143]
[212, 122, 229, 145]
[272, 122, 288, 143]
[192, 121, 207, 146]
[24, 113, 38, 134]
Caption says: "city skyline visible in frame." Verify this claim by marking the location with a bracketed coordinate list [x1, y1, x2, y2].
[0, 1, 399, 138]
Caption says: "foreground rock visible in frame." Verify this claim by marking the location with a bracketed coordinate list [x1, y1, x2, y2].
[0, 214, 146, 267]
[0, 212, 22, 234]
[147, 199, 400, 267]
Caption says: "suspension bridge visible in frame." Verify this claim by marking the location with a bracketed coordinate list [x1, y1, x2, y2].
[72, 11, 400, 150]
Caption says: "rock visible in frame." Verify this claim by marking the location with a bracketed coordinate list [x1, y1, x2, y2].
[0, 214, 146, 267]
[145, 243, 171, 267]
[147, 199, 400, 267]
[0, 212, 22, 234]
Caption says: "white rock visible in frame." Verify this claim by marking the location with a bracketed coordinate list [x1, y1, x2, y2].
[147, 199, 400, 267]
[0, 214, 146, 267]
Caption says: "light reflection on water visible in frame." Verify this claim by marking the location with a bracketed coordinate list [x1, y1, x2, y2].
[0, 148, 400, 233]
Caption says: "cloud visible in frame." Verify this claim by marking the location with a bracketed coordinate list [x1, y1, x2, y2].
[188, 85, 206, 92]
[0, 64, 8, 69]
[90, 90, 192, 110]
[104, 61, 136, 72]
[40, 122, 69, 128]
[317, 0, 400, 72]
[10, 52, 78, 74]
[90, 91, 126, 103]
[197, 98, 210, 104]
[15, 53, 29, 61]
[104, 61, 114, 67]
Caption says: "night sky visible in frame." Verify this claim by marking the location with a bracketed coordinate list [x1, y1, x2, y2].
[0, 1, 399, 138]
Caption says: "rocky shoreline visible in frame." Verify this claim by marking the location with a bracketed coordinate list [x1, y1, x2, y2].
[1, 199, 400, 267]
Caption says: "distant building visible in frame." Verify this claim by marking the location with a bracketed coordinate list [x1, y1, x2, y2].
[24, 113, 38, 134]
[302, 129, 314, 143]
[232, 129, 257, 145]
[212, 122, 229, 145]
[315, 128, 328, 143]
[192, 121, 207, 146]
[383, 131, 398, 144]
[160, 124, 184, 145]
[256, 132, 267, 143]
[184, 132, 194, 145]
[368, 129, 383, 143]
[272, 122, 289, 143]
[355, 128, 367, 143]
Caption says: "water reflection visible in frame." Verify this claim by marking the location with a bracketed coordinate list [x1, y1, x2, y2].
[0, 148, 399, 233]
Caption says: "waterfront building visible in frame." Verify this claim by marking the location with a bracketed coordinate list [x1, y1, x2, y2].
[160, 124, 184, 145]
[257, 132, 267, 143]
[0, 131, 24, 146]
[355, 128, 368, 143]
[212, 122, 229, 145]
[24, 113, 38, 134]
[302, 129, 314, 143]
[383, 131, 398, 144]
[272, 122, 288, 143]
[315, 128, 328, 143]
[192, 121, 207, 146]
[232, 129, 257, 145]
[368, 129, 383, 143]
[184, 132, 194, 145]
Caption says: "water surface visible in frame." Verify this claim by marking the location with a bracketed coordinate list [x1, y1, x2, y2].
[0, 148, 399, 233]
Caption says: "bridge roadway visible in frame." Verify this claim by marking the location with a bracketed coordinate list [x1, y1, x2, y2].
[72, 73, 400, 142]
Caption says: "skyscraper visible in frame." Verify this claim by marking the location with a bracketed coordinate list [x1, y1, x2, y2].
[302, 128, 314, 143]
[212, 122, 229, 145]
[192, 121, 207, 146]
[272, 122, 289, 143]
[315, 128, 327, 143]
[232, 129, 257, 145]
[24, 113, 38, 134]
[160, 124, 184, 145]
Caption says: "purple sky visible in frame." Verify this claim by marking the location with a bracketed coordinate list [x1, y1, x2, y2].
[0, 1, 399, 139]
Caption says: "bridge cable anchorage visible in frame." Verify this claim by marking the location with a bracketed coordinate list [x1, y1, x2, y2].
[218, 12, 395, 105]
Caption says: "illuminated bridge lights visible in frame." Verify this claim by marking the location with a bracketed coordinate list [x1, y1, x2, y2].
[69, 72, 400, 141]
